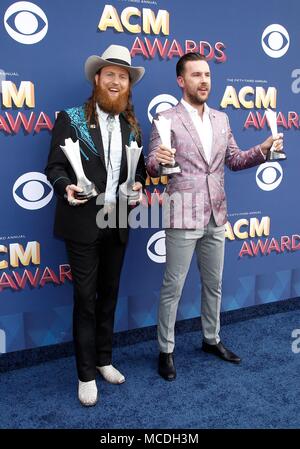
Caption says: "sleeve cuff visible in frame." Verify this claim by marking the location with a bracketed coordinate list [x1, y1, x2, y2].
[259, 146, 267, 160]
[135, 173, 146, 187]
[52, 177, 71, 199]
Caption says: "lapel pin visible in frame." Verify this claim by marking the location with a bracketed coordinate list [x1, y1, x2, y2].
[90, 124, 96, 129]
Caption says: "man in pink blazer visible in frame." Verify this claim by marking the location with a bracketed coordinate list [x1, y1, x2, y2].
[146, 52, 283, 381]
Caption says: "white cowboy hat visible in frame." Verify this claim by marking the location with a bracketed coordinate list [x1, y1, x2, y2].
[84, 44, 145, 85]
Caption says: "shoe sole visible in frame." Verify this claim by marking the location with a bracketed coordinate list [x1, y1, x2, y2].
[202, 348, 241, 364]
[158, 371, 176, 381]
[79, 397, 98, 407]
[100, 377, 126, 384]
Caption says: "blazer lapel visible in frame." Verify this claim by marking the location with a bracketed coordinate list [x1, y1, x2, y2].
[88, 111, 106, 170]
[119, 114, 131, 181]
[175, 102, 208, 165]
[208, 109, 220, 167]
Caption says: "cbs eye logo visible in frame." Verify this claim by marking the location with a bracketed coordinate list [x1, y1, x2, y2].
[4, 1, 48, 45]
[147, 94, 178, 123]
[256, 162, 283, 191]
[146, 230, 166, 263]
[261, 24, 290, 58]
[13, 172, 53, 210]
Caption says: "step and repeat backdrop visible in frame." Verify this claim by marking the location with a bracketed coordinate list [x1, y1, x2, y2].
[0, 0, 299, 354]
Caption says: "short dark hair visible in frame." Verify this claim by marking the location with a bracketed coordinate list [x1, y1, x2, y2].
[176, 53, 208, 77]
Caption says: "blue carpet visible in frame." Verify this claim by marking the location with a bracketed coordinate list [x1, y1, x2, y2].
[0, 309, 300, 429]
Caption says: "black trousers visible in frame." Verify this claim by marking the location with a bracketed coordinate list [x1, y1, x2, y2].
[65, 228, 127, 382]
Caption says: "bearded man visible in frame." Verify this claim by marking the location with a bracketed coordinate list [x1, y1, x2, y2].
[45, 45, 146, 406]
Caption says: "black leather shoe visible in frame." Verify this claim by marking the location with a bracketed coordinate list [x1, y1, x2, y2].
[158, 352, 176, 381]
[202, 341, 241, 364]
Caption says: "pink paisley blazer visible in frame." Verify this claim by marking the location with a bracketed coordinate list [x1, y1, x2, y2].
[146, 102, 265, 228]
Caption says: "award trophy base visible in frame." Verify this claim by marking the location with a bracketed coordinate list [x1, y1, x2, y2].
[160, 162, 181, 175]
[266, 150, 287, 161]
[119, 183, 140, 205]
[75, 182, 99, 200]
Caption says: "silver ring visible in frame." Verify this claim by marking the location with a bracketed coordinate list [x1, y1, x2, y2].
[70, 199, 77, 206]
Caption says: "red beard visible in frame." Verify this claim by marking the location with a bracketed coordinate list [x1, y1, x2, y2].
[95, 84, 129, 115]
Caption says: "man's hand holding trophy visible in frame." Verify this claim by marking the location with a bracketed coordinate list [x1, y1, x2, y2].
[60, 138, 99, 206]
[154, 116, 181, 175]
[261, 109, 286, 161]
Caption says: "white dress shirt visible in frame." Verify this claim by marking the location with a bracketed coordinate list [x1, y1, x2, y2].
[96, 104, 122, 205]
[181, 98, 213, 164]
[181, 98, 266, 161]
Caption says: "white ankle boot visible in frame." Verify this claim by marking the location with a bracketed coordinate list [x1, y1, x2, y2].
[78, 379, 98, 406]
[97, 365, 125, 384]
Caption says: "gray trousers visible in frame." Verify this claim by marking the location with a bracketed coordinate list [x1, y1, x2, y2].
[158, 215, 225, 353]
